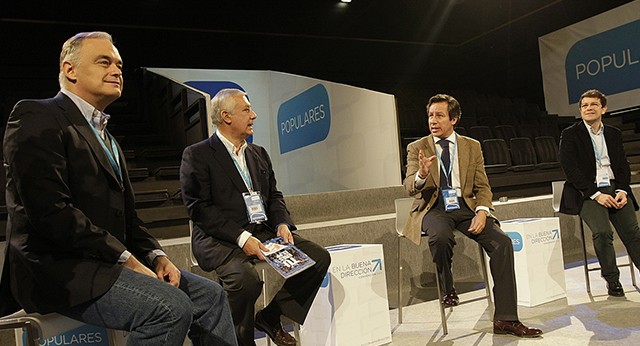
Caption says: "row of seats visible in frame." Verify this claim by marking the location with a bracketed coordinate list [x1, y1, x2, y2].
[461, 114, 563, 132]
[452, 90, 545, 122]
[398, 134, 561, 176]
[394, 87, 566, 134]
[482, 136, 560, 175]
[457, 122, 562, 145]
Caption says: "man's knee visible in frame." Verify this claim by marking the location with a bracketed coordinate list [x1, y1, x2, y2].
[224, 268, 263, 301]
[146, 288, 193, 330]
[588, 222, 614, 239]
[495, 230, 514, 249]
[314, 247, 331, 273]
[201, 277, 228, 305]
[428, 233, 455, 249]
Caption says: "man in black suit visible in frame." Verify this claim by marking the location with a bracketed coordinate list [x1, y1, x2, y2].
[559, 89, 640, 296]
[180, 88, 330, 346]
[1, 31, 236, 345]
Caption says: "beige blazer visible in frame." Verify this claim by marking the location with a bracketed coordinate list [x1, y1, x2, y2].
[402, 133, 494, 245]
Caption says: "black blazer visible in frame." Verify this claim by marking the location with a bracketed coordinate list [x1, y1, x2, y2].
[180, 134, 294, 271]
[1, 93, 160, 315]
[559, 120, 638, 215]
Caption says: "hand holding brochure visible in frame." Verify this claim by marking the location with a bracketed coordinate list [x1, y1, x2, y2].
[261, 237, 316, 278]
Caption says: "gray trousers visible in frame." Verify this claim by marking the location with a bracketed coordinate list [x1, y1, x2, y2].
[580, 184, 640, 283]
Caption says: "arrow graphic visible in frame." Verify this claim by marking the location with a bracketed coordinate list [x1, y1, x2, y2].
[372, 258, 382, 272]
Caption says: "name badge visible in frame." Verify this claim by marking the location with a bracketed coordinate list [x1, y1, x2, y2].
[596, 167, 611, 187]
[243, 191, 268, 223]
[442, 188, 460, 212]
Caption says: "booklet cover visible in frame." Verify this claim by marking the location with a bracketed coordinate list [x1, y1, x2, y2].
[261, 237, 316, 278]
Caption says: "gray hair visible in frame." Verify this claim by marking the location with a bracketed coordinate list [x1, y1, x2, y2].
[211, 88, 247, 125]
[58, 31, 113, 87]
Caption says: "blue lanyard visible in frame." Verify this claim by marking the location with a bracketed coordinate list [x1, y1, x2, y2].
[589, 130, 606, 167]
[436, 140, 456, 188]
[226, 147, 254, 191]
[84, 117, 121, 180]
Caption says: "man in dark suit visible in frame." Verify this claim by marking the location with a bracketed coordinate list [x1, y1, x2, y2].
[559, 89, 640, 297]
[403, 94, 542, 337]
[180, 88, 330, 346]
[0, 31, 236, 345]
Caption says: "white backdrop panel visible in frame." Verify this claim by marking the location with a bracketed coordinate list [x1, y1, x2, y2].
[147, 68, 401, 195]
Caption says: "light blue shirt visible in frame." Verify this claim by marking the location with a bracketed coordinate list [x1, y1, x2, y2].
[60, 89, 110, 140]
[584, 120, 625, 199]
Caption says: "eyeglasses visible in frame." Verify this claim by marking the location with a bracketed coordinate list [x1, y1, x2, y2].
[580, 102, 601, 109]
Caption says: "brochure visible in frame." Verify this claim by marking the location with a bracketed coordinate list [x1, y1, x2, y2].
[261, 237, 316, 278]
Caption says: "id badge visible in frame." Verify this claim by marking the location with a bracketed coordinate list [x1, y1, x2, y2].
[442, 188, 460, 212]
[596, 167, 611, 187]
[243, 191, 268, 223]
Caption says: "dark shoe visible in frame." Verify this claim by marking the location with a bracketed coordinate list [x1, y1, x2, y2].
[493, 320, 543, 338]
[255, 311, 297, 346]
[607, 281, 625, 297]
[441, 289, 459, 307]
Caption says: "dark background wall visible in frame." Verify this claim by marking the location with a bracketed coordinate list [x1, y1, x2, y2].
[0, 0, 634, 121]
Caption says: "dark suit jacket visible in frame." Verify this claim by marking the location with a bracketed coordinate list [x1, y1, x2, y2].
[559, 120, 639, 215]
[180, 134, 295, 272]
[402, 133, 494, 245]
[1, 93, 160, 315]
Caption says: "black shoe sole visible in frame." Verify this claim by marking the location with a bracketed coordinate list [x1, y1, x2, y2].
[608, 291, 625, 297]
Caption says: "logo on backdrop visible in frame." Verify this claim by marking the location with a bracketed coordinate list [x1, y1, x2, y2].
[28, 324, 109, 346]
[506, 232, 523, 252]
[565, 20, 640, 104]
[277, 84, 331, 154]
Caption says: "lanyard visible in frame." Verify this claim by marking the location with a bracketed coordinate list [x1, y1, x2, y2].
[589, 130, 606, 168]
[226, 147, 254, 191]
[84, 117, 121, 180]
[436, 140, 456, 188]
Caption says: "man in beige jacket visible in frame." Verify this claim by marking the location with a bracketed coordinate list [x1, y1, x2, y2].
[402, 94, 542, 338]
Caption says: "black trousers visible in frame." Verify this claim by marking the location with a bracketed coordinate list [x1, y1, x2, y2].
[422, 199, 518, 321]
[214, 230, 330, 346]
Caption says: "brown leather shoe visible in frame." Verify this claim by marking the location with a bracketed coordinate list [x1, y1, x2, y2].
[493, 320, 542, 338]
[255, 311, 297, 346]
[441, 289, 459, 307]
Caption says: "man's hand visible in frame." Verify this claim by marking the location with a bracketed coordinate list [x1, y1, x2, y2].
[242, 236, 268, 260]
[277, 224, 294, 245]
[468, 210, 487, 235]
[154, 256, 181, 287]
[614, 191, 628, 209]
[418, 149, 436, 179]
[595, 193, 620, 209]
[123, 256, 156, 279]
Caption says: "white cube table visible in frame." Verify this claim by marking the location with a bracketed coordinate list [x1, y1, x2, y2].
[300, 244, 392, 346]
